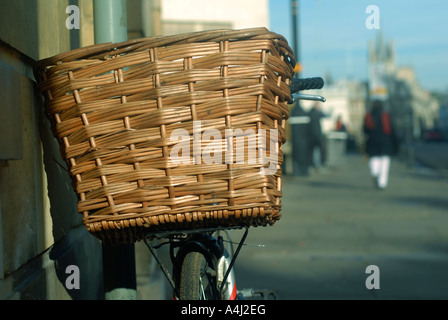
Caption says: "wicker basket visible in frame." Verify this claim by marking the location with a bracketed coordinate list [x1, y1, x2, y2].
[34, 27, 295, 244]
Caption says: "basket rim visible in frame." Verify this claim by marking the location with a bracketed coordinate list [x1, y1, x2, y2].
[33, 27, 295, 77]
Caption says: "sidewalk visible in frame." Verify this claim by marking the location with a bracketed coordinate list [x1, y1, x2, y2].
[233, 154, 448, 299]
[135, 153, 448, 299]
[414, 142, 448, 177]
[135, 240, 167, 300]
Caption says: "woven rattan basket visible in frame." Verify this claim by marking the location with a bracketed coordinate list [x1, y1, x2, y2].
[34, 27, 295, 244]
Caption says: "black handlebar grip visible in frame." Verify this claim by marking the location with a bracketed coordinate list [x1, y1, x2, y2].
[290, 77, 324, 93]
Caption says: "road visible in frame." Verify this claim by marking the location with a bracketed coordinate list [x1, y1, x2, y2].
[136, 143, 448, 300]
[414, 142, 448, 176]
[231, 151, 448, 300]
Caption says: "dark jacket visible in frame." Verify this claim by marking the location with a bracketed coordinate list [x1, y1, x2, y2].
[307, 107, 325, 145]
[363, 109, 397, 156]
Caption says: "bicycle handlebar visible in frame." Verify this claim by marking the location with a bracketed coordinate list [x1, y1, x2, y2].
[290, 77, 324, 93]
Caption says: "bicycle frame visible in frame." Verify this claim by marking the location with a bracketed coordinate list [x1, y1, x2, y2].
[143, 227, 248, 300]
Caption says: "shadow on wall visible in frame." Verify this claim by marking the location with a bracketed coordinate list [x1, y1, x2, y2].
[35, 76, 104, 299]
[27, 0, 104, 299]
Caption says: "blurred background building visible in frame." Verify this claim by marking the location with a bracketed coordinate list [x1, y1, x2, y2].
[297, 31, 442, 162]
[368, 32, 440, 144]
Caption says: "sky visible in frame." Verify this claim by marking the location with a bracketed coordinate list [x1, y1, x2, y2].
[268, 0, 448, 93]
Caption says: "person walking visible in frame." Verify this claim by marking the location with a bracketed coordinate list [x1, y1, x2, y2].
[363, 100, 397, 190]
[307, 102, 327, 170]
[335, 115, 347, 132]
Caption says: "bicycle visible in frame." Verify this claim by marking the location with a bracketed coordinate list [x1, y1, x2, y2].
[142, 77, 326, 300]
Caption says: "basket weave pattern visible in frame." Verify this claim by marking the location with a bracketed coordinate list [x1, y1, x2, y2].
[34, 28, 295, 244]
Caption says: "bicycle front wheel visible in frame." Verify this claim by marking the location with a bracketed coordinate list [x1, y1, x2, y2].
[179, 251, 218, 300]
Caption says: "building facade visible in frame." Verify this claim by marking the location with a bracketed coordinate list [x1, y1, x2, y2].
[368, 33, 440, 142]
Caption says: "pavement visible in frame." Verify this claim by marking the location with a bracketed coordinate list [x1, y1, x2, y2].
[135, 240, 168, 300]
[135, 143, 448, 300]
[413, 142, 448, 177]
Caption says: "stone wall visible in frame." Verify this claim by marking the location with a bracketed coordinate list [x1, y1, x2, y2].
[0, 0, 103, 300]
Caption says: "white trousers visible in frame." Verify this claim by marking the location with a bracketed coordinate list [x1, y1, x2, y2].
[369, 156, 390, 189]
